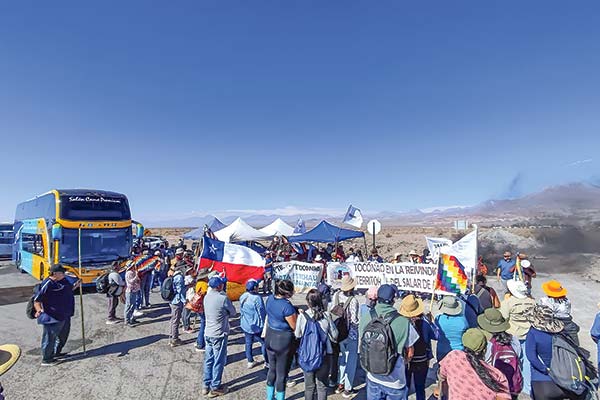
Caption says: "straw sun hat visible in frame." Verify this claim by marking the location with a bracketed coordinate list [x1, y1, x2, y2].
[542, 280, 567, 298]
[477, 308, 510, 333]
[340, 276, 357, 291]
[399, 294, 424, 318]
[0, 344, 20, 376]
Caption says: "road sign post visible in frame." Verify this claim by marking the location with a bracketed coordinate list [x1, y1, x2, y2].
[366, 219, 382, 250]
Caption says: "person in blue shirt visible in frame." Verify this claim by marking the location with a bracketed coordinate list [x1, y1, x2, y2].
[525, 304, 580, 399]
[367, 248, 384, 263]
[435, 295, 469, 361]
[239, 279, 267, 369]
[33, 264, 79, 366]
[168, 267, 186, 347]
[265, 279, 298, 400]
[496, 251, 516, 294]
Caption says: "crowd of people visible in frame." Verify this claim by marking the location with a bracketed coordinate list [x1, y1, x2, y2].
[30, 242, 600, 400]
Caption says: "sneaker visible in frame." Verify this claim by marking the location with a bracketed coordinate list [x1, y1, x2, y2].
[133, 310, 144, 317]
[327, 380, 336, 388]
[342, 390, 355, 399]
[106, 319, 119, 325]
[126, 320, 138, 327]
[169, 339, 183, 348]
[247, 361, 257, 369]
[41, 359, 62, 367]
[334, 384, 344, 394]
[207, 386, 228, 398]
[286, 380, 297, 388]
[54, 352, 69, 358]
[194, 345, 205, 353]
[201, 387, 210, 395]
[183, 328, 194, 334]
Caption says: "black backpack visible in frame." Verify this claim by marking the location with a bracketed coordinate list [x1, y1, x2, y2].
[96, 272, 111, 294]
[548, 333, 597, 396]
[25, 284, 41, 320]
[331, 294, 353, 343]
[360, 309, 400, 375]
[161, 276, 175, 301]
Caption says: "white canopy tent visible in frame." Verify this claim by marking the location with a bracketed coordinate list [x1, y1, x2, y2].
[259, 218, 295, 237]
[214, 217, 272, 243]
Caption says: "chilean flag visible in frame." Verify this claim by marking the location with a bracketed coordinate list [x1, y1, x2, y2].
[198, 235, 265, 284]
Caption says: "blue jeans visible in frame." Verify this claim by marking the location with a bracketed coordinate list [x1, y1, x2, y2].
[137, 273, 152, 308]
[195, 313, 206, 348]
[203, 336, 228, 390]
[244, 332, 267, 363]
[338, 337, 358, 390]
[367, 378, 408, 400]
[41, 320, 66, 362]
[124, 291, 139, 323]
[520, 339, 531, 396]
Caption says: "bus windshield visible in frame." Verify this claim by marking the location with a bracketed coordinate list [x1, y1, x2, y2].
[60, 228, 131, 264]
[60, 195, 131, 220]
[0, 224, 12, 246]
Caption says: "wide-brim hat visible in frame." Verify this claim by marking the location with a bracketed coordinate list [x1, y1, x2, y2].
[0, 344, 21, 376]
[315, 255, 323, 261]
[507, 279, 528, 299]
[462, 329, 487, 354]
[528, 304, 564, 333]
[437, 295, 463, 316]
[521, 260, 531, 269]
[542, 280, 567, 298]
[409, 250, 419, 256]
[399, 294, 424, 318]
[477, 308, 510, 333]
[341, 276, 356, 291]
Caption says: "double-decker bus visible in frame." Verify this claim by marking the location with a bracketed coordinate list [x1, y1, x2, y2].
[13, 189, 143, 284]
[0, 223, 13, 258]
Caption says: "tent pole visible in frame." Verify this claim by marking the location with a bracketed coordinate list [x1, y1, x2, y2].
[363, 236, 368, 259]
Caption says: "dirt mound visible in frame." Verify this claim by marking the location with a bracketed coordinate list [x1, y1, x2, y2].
[479, 229, 540, 252]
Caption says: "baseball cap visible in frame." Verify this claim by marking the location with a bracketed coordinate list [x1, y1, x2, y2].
[50, 264, 67, 274]
[208, 276, 224, 288]
[377, 284, 396, 303]
[246, 279, 259, 292]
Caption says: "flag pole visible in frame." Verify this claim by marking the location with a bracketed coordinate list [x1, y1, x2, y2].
[430, 256, 441, 313]
[78, 228, 87, 355]
[471, 225, 478, 293]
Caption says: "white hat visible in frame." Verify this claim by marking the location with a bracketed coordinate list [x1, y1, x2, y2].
[521, 260, 531, 269]
[176, 248, 184, 255]
[315, 254, 323, 261]
[394, 252, 401, 258]
[507, 280, 528, 299]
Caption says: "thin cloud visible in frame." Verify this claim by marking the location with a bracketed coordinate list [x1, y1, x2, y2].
[566, 159, 593, 167]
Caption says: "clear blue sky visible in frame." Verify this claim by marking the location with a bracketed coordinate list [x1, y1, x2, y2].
[1, 1, 599, 222]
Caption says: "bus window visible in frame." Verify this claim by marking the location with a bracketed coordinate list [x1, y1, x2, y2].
[22, 233, 44, 257]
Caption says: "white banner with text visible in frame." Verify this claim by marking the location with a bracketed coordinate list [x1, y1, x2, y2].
[273, 261, 324, 293]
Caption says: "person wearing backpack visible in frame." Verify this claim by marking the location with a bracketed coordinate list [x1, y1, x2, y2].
[239, 279, 267, 369]
[295, 289, 338, 400]
[438, 328, 512, 399]
[265, 279, 298, 400]
[106, 261, 125, 325]
[501, 279, 536, 396]
[359, 284, 419, 400]
[538, 280, 581, 346]
[168, 266, 186, 347]
[434, 295, 469, 361]
[477, 308, 523, 399]
[399, 295, 438, 400]
[590, 303, 600, 374]
[330, 276, 360, 398]
[124, 262, 141, 326]
[475, 274, 500, 310]
[525, 304, 593, 400]
[182, 274, 197, 334]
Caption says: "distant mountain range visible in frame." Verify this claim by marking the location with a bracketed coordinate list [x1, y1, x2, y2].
[142, 182, 600, 228]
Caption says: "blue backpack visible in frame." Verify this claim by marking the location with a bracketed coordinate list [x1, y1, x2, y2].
[298, 313, 327, 372]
